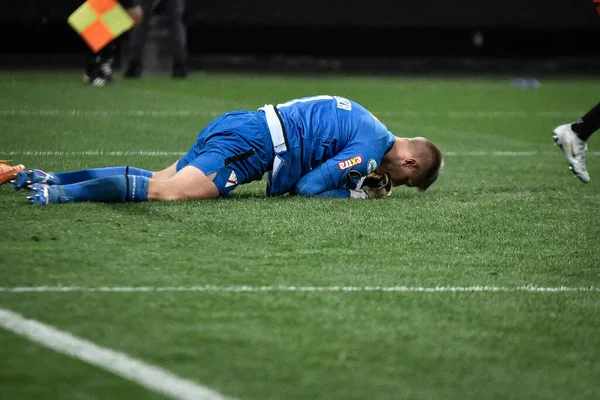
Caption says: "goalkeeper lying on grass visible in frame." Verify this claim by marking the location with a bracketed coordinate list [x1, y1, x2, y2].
[11, 95, 444, 205]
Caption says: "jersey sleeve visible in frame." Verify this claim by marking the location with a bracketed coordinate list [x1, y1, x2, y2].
[293, 144, 379, 198]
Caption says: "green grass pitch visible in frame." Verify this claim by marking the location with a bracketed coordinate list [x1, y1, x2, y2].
[0, 70, 599, 400]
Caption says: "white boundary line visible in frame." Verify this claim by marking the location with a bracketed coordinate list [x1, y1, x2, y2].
[0, 307, 232, 400]
[2, 150, 599, 157]
[0, 285, 598, 293]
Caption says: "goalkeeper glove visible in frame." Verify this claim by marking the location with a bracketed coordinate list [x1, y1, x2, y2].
[358, 172, 392, 198]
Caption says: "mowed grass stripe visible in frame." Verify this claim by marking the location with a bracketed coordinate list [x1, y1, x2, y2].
[0, 307, 233, 400]
[0, 109, 587, 118]
[1, 285, 599, 293]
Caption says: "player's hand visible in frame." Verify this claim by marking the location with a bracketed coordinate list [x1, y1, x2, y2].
[360, 172, 392, 198]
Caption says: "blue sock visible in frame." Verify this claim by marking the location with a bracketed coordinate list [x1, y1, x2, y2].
[58, 175, 150, 202]
[52, 166, 152, 184]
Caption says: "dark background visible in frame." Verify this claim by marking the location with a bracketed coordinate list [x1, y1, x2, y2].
[1, 0, 600, 74]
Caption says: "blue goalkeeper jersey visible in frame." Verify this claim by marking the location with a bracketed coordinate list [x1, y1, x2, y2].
[264, 95, 396, 197]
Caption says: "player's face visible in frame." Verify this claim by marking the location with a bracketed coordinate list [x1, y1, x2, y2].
[387, 163, 420, 188]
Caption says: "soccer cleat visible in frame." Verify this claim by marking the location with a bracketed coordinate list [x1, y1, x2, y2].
[27, 183, 72, 205]
[0, 161, 26, 185]
[12, 169, 56, 190]
[552, 124, 590, 183]
[27, 183, 52, 205]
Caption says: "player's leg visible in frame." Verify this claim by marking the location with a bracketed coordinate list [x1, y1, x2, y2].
[145, 131, 262, 201]
[147, 166, 219, 200]
[25, 134, 209, 204]
[571, 102, 600, 141]
[151, 160, 179, 180]
[147, 134, 271, 201]
[56, 166, 153, 183]
[552, 101, 599, 183]
[27, 174, 150, 205]
[26, 120, 209, 203]
[25, 111, 272, 205]
[26, 134, 265, 205]
[27, 164, 219, 205]
[13, 166, 154, 190]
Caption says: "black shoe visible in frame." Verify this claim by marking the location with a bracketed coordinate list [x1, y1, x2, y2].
[83, 72, 107, 87]
[99, 61, 116, 84]
[172, 62, 187, 78]
[83, 65, 107, 87]
[124, 60, 142, 78]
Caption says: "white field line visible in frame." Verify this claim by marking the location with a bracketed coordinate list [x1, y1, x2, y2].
[0, 109, 586, 119]
[0, 307, 232, 400]
[0, 110, 222, 118]
[1, 150, 185, 157]
[2, 150, 599, 157]
[0, 285, 598, 293]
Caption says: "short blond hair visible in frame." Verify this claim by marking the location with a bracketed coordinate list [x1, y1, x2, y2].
[408, 137, 444, 191]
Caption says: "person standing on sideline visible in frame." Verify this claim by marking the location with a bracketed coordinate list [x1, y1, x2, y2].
[83, 0, 143, 86]
[123, 0, 188, 78]
[552, 101, 599, 183]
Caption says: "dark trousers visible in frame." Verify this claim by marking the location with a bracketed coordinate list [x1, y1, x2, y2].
[85, 41, 117, 75]
[127, 0, 187, 65]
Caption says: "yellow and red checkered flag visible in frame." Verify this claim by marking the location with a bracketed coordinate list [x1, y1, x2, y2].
[68, 0, 134, 53]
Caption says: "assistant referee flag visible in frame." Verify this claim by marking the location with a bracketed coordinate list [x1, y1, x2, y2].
[68, 0, 134, 53]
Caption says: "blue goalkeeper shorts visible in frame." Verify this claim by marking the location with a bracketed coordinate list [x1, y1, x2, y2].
[176, 110, 274, 197]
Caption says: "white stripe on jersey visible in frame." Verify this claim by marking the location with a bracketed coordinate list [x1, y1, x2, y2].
[276, 95, 334, 108]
